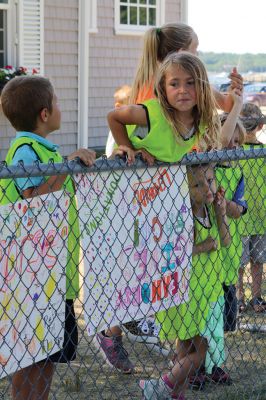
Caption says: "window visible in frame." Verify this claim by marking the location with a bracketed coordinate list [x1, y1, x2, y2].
[0, 0, 43, 72]
[0, 0, 9, 67]
[115, 0, 165, 35]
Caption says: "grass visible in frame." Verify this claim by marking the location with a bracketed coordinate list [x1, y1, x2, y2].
[0, 265, 265, 399]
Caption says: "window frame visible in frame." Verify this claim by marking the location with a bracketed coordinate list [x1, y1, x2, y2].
[0, 0, 15, 68]
[114, 0, 165, 36]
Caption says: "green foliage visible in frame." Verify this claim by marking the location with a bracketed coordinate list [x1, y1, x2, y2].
[0, 66, 39, 89]
[199, 51, 266, 73]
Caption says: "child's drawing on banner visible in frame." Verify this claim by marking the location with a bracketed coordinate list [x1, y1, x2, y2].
[0, 192, 68, 379]
[75, 165, 193, 335]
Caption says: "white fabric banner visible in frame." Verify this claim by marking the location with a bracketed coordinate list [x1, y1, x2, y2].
[0, 192, 68, 379]
[76, 165, 193, 336]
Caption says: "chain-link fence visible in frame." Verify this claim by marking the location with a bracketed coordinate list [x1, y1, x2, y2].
[0, 147, 265, 400]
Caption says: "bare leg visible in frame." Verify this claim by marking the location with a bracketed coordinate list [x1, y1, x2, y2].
[105, 326, 123, 336]
[250, 261, 265, 312]
[174, 339, 192, 362]
[238, 266, 245, 301]
[168, 336, 208, 394]
[12, 361, 54, 400]
[251, 261, 263, 298]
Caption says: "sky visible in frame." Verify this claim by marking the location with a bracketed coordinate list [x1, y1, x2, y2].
[188, 0, 266, 54]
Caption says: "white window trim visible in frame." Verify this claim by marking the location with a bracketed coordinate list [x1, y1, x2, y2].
[114, 0, 165, 36]
[88, 0, 98, 33]
[0, 3, 9, 10]
[0, 0, 16, 67]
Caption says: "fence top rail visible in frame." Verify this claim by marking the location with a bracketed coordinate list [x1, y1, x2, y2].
[0, 147, 265, 179]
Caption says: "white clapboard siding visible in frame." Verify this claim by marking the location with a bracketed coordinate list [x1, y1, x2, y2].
[18, 0, 44, 73]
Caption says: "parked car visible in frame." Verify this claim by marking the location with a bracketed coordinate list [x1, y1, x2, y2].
[219, 81, 251, 93]
[243, 82, 266, 107]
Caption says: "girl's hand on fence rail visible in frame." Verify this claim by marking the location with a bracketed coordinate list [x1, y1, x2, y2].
[68, 148, 96, 166]
[111, 145, 137, 165]
[136, 148, 155, 166]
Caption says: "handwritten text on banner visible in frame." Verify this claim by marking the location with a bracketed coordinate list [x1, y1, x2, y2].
[76, 165, 193, 335]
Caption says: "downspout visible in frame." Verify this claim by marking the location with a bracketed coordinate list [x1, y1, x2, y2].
[181, 0, 188, 23]
[78, 0, 89, 148]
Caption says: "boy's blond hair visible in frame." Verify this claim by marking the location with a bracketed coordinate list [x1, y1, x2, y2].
[155, 52, 221, 151]
[114, 85, 132, 106]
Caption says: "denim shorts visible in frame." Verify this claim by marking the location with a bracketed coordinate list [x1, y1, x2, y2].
[241, 234, 266, 266]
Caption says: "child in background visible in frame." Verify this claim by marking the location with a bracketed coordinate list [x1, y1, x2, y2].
[105, 85, 132, 158]
[202, 93, 247, 387]
[217, 91, 247, 333]
[140, 163, 231, 399]
[238, 103, 266, 313]
[0, 76, 96, 400]
[187, 89, 246, 390]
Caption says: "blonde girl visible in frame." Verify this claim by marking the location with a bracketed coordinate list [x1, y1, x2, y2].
[108, 51, 221, 165]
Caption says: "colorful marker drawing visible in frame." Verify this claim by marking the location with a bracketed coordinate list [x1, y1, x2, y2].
[75, 166, 194, 336]
[0, 191, 68, 379]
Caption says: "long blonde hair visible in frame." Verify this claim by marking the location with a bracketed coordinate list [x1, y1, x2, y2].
[155, 52, 221, 151]
[130, 23, 195, 103]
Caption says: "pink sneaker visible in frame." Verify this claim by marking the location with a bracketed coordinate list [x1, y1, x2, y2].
[93, 332, 134, 374]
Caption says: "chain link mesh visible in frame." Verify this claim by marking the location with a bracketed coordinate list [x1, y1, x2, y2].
[0, 148, 265, 400]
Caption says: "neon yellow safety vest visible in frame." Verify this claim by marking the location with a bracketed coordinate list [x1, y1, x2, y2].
[157, 205, 223, 341]
[0, 137, 80, 299]
[215, 165, 244, 285]
[190, 205, 224, 303]
[127, 99, 206, 162]
[240, 143, 266, 236]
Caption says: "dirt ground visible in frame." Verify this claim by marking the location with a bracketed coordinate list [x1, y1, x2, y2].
[0, 267, 265, 400]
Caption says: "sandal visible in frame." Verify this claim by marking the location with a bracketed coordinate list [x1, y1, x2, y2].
[238, 299, 246, 313]
[249, 297, 266, 313]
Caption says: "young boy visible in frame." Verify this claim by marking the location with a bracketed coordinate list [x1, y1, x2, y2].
[238, 103, 266, 313]
[217, 105, 247, 333]
[105, 85, 132, 158]
[205, 109, 247, 387]
[0, 75, 96, 400]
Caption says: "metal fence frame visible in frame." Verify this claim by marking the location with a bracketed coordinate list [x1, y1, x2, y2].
[0, 148, 265, 400]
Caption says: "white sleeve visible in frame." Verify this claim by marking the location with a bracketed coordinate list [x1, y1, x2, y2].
[105, 130, 116, 158]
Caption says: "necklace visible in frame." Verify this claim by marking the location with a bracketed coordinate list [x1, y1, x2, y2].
[179, 125, 196, 140]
